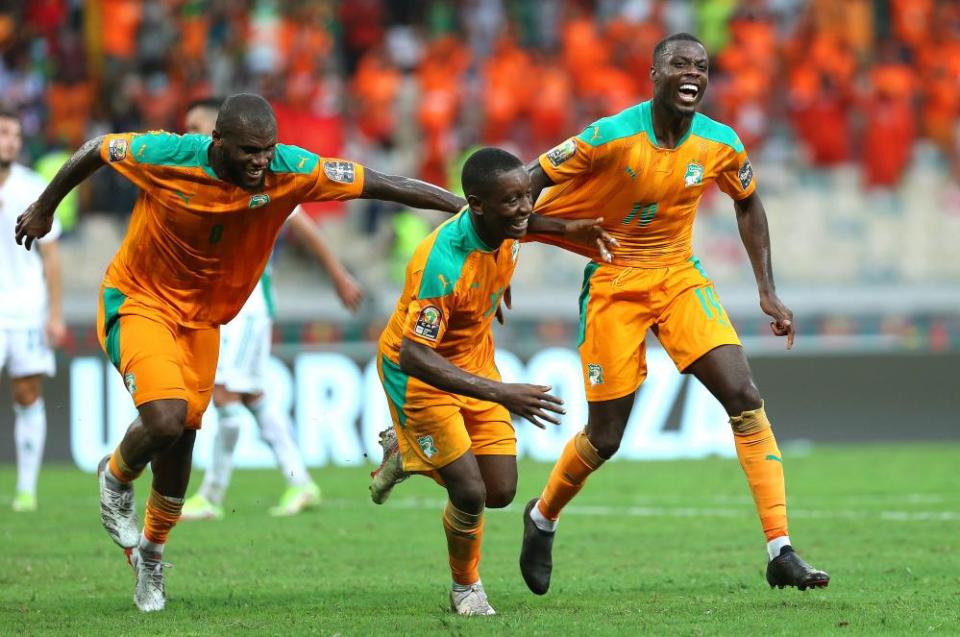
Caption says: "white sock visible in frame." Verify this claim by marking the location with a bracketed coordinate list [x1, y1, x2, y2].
[530, 498, 558, 533]
[14, 398, 46, 495]
[139, 532, 164, 557]
[452, 578, 480, 592]
[199, 402, 247, 505]
[767, 535, 792, 561]
[249, 397, 311, 487]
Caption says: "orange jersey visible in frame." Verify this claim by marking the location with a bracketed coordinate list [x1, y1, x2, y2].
[533, 100, 756, 267]
[379, 210, 519, 374]
[99, 132, 364, 328]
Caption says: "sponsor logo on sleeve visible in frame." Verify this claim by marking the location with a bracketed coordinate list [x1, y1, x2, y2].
[545, 138, 577, 167]
[684, 162, 704, 187]
[108, 138, 128, 162]
[738, 159, 754, 190]
[414, 305, 442, 340]
[323, 160, 355, 184]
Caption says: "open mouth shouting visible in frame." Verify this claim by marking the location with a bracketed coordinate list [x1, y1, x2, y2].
[678, 82, 700, 106]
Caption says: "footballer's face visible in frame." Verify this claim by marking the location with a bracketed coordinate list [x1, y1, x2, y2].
[471, 167, 533, 241]
[0, 116, 22, 169]
[651, 40, 709, 115]
[212, 122, 277, 191]
[185, 106, 218, 136]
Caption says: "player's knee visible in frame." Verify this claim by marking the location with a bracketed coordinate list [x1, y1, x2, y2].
[450, 480, 486, 513]
[142, 401, 188, 445]
[589, 429, 622, 459]
[11, 378, 42, 406]
[484, 481, 516, 509]
[724, 382, 762, 416]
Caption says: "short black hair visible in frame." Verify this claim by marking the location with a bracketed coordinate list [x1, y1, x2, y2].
[0, 102, 19, 123]
[653, 33, 705, 65]
[461, 147, 523, 199]
[186, 96, 225, 113]
[215, 93, 276, 137]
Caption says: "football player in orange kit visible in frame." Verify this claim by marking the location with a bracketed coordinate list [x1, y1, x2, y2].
[518, 34, 830, 594]
[14, 93, 467, 612]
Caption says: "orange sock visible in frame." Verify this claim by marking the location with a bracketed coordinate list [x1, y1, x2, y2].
[731, 402, 788, 541]
[442, 501, 483, 586]
[108, 447, 144, 484]
[143, 489, 184, 546]
[538, 429, 605, 521]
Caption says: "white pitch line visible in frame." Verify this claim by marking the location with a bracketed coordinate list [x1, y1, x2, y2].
[347, 497, 960, 522]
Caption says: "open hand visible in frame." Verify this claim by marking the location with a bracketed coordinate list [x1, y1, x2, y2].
[760, 293, 794, 350]
[15, 201, 56, 251]
[496, 383, 565, 428]
[563, 217, 618, 263]
[333, 270, 364, 313]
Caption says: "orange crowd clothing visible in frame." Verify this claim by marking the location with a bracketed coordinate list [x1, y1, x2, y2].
[378, 210, 520, 472]
[531, 101, 750, 400]
[96, 131, 365, 424]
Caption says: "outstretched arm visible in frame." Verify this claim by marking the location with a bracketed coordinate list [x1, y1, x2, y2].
[398, 337, 565, 428]
[286, 210, 363, 312]
[734, 191, 794, 349]
[15, 136, 105, 250]
[361, 168, 466, 214]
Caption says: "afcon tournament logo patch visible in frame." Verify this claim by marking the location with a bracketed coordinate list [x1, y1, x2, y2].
[546, 138, 577, 167]
[738, 159, 754, 190]
[124, 372, 137, 395]
[684, 162, 704, 188]
[414, 305, 442, 341]
[108, 138, 127, 162]
[248, 194, 271, 208]
[324, 160, 355, 184]
[417, 435, 438, 458]
[587, 363, 604, 386]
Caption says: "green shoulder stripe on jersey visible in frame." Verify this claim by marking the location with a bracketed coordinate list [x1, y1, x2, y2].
[690, 113, 744, 153]
[102, 287, 127, 369]
[130, 132, 209, 169]
[576, 103, 647, 147]
[418, 211, 493, 300]
[270, 144, 320, 175]
[380, 355, 409, 427]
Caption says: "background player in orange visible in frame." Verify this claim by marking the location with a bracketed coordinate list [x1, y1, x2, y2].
[14, 93, 465, 612]
[519, 34, 830, 595]
[373, 148, 566, 616]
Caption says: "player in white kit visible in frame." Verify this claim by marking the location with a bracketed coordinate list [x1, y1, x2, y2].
[179, 98, 363, 520]
[0, 105, 65, 512]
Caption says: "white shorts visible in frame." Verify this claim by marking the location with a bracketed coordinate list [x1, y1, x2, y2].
[215, 314, 272, 394]
[0, 326, 56, 379]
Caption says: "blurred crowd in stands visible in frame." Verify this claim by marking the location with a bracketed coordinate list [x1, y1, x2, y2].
[3, 0, 960, 291]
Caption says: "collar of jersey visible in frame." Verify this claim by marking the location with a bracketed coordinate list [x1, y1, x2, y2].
[195, 137, 223, 181]
[639, 100, 695, 150]
[457, 209, 495, 253]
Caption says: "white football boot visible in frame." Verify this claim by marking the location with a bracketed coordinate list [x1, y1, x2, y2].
[369, 427, 408, 504]
[131, 546, 170, 612]
[97, 455, 140, 549]
[449, 581, 496, 616]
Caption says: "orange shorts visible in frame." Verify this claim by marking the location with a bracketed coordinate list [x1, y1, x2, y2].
[96, 285, 219, 429]
[578, 257, 741, 402]
[377, 353, 516, 473]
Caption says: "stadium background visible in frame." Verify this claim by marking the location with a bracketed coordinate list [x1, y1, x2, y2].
[1, 0, 958, 470]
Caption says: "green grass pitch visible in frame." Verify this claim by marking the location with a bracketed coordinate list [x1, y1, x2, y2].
[2, 443, 958, 635]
